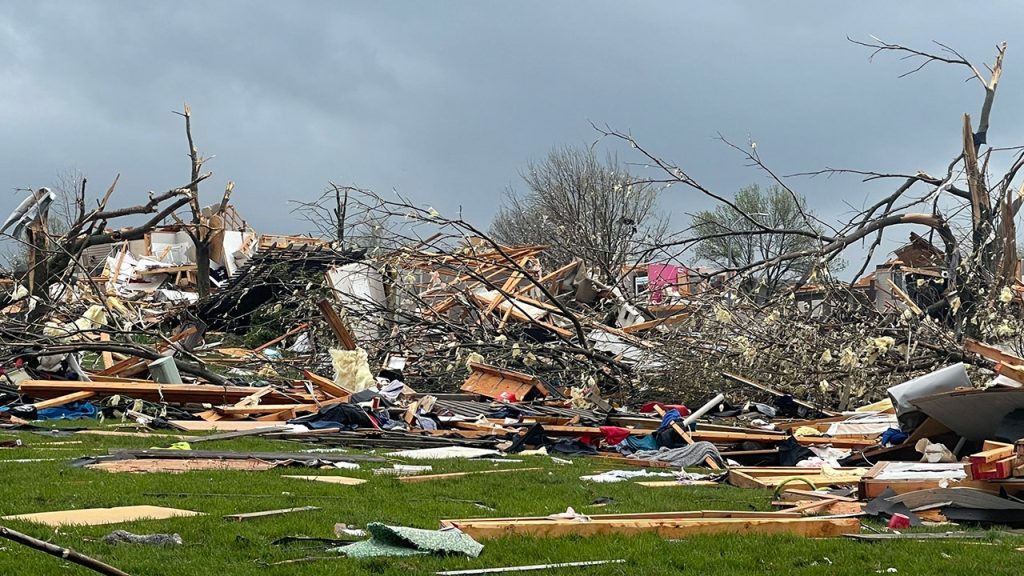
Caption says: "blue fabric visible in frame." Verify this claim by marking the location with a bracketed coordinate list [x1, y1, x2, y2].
[656, 409, 681, 432]
[879, 428, 908, 447]
[36, 401, 97, 421]
[625, 434, 658, 451]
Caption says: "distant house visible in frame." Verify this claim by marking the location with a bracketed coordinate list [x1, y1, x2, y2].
[853, 232, 949, 314]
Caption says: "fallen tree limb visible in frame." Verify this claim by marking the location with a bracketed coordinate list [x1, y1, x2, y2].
[0, 525, 132, 576]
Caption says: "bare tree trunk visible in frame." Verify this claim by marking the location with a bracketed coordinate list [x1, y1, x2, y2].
[195, 240, 211, 299]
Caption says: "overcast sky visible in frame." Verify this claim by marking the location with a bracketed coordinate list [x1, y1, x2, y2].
[2, 1, 1023, 275]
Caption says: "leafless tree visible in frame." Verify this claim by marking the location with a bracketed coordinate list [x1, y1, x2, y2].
[491, 145, 667, 284]
[172, 104, 234, 299]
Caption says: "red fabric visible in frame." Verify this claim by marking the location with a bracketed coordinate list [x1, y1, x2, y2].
[599, 426, 631, 446]
[639, 401, 690, 416]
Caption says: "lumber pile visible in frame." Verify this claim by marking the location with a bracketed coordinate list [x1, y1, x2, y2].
[966, 440, 1024, 480]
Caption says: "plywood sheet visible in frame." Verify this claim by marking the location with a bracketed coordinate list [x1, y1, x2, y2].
[88, 458, 274, 474]
[3, 505, 203, 527]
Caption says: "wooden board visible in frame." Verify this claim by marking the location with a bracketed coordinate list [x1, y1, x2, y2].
[303, 370, 354, 400]
[87, 458, 274, 474]
[441, 510, 800, 526]
[20, 380, 299, 405]
[398, 467, 543, 484]
[32, 391, 96, 410]
[168, 421, 289, 432]
[282, 475, 367, 486]
[2, 505, 203, 527]
[965, 339, 1024, 365]
[318, 299, 357, 350]
[449, 516, 860, 540]
[224, 506, 320, 521]
[636, 481, 721, 487]
[461, 362, 548, 401]
[728, 467, 866, 490]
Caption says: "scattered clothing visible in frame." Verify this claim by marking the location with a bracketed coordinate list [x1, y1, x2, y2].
[546, 439, 597, 456]
[35, 401, 97, 421]
[778, 436, 815, 467]
[879, 428, 908, 447]
[629, 443, 724, 468]
[656, 409, 683, 432]
[289, 404, 377, 431]
[624, 435, 658, 452]
[599, 426, 631, 446]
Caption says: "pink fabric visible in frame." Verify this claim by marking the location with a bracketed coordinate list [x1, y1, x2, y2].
[647, 263, 679, 303]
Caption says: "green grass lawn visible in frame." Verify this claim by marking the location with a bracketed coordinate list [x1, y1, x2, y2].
[0, 423, 1020, 575]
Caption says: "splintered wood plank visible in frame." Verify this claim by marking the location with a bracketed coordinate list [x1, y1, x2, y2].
[461, 362, 548, 400]
[224, 506, 320, 521]
[168, 421, 289, 432]
[97, 327, 198, 376]
[636, 481, 721, 487]
[2, 505, 203, 527]
[441, 510, 799, 526]
[282, 475, 367, 486]
[32, 391, 96, 410]
[996, 362, 1024, 386]
[99, 332, 114, 369]
[965, 339, 1024, 365]
[304, 370, 353, 400]
[318, 299, 357, 350]
[20, 380, 296, 405]
[971, 442, 1014, 464]
[397, 468, 543, 484]
[451, 517, 860, 540]
[253, 323, 309, 353]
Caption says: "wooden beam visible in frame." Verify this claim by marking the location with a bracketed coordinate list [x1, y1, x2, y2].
[32, 391, 96, 410]
[966, 339, 1024, 366]
[253, 323, 309, 353]
[99, 333, 113, 369]
[303, 370, 353, 400]
[223, 506, 320, 521]
[97, 326, 198, 377]
[317, 299, 357, 350]
[397, 468, 542, 484]
[721, 372, 838, 416]
[887, 279, 922, 315]
[996, 362, 1024, 386]
[442, 510, 800, 526]
[449, 516, 859, 540]
[20, 380, 297, 405]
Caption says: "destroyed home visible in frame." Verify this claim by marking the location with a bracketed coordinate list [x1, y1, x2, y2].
[2, 8, 1024, 576]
